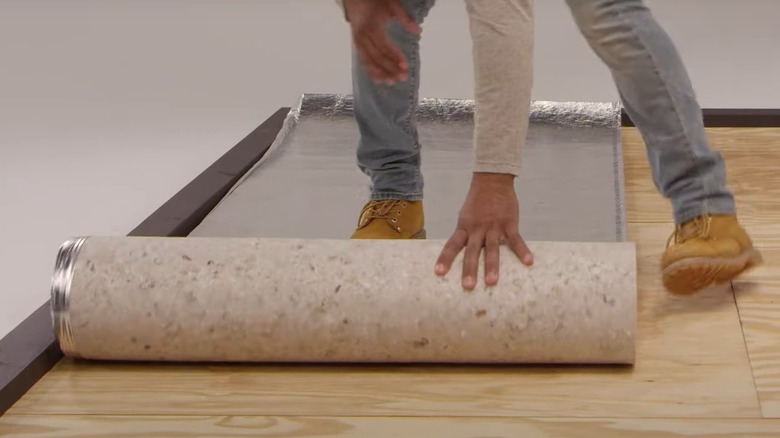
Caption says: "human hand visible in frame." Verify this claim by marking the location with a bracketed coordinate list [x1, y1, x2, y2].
[343, 0, 421, 84]
[435, 172, 534, 290]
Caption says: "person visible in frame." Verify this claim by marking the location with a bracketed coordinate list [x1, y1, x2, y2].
[336, 0, 762, 294]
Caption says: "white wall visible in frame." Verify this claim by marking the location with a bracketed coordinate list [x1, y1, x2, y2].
[1, 0, 779, 338]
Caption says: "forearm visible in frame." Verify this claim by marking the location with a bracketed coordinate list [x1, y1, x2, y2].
[465, 0, 534, 175]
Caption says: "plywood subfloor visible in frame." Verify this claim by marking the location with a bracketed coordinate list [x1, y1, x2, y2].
[2, 127, 779, 436]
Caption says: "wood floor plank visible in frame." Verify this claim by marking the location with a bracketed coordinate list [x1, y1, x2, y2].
[732, 223, 780, 303]
[736, 297, 780, 418]
[621, 127, 780, 225]
[624, 127, 780, 418]
[5, 223, 760, 419]
[2, 415, 780, 438]
[730, 223, 780, 418]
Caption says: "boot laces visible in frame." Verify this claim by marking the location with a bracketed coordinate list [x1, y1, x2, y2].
[358, 199, 406, 228]
[666, 214, 712, 248]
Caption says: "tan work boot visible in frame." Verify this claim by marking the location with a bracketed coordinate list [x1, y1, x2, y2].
[350, 199, 426, 239]
[661, 214, 763, 294]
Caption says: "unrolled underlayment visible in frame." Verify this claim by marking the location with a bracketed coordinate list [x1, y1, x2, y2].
[190, 93, 627, 243]
[52, 236, 636, 364]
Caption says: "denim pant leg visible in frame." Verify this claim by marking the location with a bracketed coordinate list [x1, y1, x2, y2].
[564, 0, 736, 224]
[352, 0, 436, 201]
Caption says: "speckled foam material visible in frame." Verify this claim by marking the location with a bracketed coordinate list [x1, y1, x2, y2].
[54, 236, 636, 364]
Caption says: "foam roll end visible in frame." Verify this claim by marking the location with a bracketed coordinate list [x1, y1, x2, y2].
[50, 236, 88, 357]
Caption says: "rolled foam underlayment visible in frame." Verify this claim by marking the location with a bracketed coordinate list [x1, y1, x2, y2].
[52, 236, 636, 364]
[50, 94, 638, 364]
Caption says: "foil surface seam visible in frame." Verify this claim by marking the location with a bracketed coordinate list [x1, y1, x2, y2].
[213, 94, 305, 205]
[298, 93, 622, 127]
[611, 102, 628, 242]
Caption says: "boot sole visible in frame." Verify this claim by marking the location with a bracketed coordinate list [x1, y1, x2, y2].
[662, 248, 764, 295]
[411, 229, 426, 239]
[351, 228, 427, 240]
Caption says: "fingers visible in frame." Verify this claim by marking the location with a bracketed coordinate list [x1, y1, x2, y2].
[350, 1, 417, 84]
[461, 232, 485, 290]
[388, 0, 422, 34]
[435, 229, 468, 276]
[506, 230, 534, 266]
[355, 40, 388, 82]
[471, 230, 529, 290]
[484, 231, 501, 286]
[354, 32, 404, 83]
[372, 32, 409, 80]
[437, 227, 532, 290]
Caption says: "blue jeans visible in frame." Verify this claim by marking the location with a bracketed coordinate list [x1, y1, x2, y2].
[351, 0, 736, 225]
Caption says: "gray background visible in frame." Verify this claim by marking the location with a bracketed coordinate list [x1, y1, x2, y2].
[1, 0, 778, 338]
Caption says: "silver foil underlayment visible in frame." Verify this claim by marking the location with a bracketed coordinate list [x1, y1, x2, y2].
[190, 93, 627, 242]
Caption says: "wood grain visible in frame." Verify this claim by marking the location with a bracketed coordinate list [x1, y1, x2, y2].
[624, 127, 780, 418]
[621, 127, 780, 225]
[4, 222, 760, 419]
[2, 415, 780, 437]
[737, 297, 780, 418]
[731, 224, 780, 418]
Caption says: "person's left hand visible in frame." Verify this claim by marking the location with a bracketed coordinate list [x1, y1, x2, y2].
[435, 172, 534, 290]
[342, 0, 421, 84]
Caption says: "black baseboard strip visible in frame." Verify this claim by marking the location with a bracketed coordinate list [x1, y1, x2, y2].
[0, 107, 289, 416]
[0, 303, 62, 416]
[622, 108, 780, 128]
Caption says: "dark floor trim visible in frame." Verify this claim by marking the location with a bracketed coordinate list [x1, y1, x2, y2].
[0, 303, 62, 416]
[622, 108, 780, 127]
[0, 107, 289, 416]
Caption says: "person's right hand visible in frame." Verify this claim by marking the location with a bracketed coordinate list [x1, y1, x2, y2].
[435, 172, 534, 290]
[343, 0, 421, 84]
